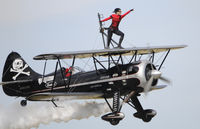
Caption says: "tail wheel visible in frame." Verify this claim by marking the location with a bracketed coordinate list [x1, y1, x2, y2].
[20, 100, 27, 107]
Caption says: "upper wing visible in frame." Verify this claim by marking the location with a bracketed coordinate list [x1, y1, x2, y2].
[33, 45, 187, 60]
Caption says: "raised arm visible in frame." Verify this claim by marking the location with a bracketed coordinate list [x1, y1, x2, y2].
[101, 16, 112, 22]
[121, 9, 134, 19]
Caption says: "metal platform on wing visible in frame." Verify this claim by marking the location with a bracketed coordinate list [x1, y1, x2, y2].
[33, 45, 187, 60]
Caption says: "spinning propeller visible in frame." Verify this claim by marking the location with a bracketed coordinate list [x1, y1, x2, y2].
[144, 62, 171, 95]
[119, 48, 171, 110]
[120, 63, 170, 108]
[143, 46, 171, 95]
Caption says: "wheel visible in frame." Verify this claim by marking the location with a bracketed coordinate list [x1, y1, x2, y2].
[110, 119, 120, 125]
[20, 100, 27, 107]
[142, 114, 152, 122]
[141, 109, 156, 122]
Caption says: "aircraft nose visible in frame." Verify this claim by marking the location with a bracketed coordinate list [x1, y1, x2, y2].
[151, 70, 162, 79]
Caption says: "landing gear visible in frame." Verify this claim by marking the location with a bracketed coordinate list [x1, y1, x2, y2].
[102, 112, 125, 125]
[102, 91, 157, 125]
[131, 96, 156, 122]
[142, 114, 153, 122]
[142, 109, 157, 122]
[110, 119, 120, 125]
[20, 100, 27, 107]
[102, 91, 124, 125]
[134, 109, 157, 122]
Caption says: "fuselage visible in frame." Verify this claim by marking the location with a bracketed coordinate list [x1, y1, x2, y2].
[3, 60, 157, 99]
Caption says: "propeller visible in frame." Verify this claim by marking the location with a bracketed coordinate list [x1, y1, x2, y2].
[119, 63, 171, 111]
[144, 69, 171, 95]
[159, 76, 171, 84]
[146, 44, 171, 87]
[119, 68, 171, 111]
[119, 43, 171, 109]
[144, 76, 154, 95]
[145, 45, 170, 95]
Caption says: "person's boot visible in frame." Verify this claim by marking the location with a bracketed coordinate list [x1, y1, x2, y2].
[116, 43, 124, 49]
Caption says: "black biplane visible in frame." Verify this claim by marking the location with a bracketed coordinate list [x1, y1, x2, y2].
[0, 14, 187, 125]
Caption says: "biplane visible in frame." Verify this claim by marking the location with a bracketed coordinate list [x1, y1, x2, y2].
[0, 13, 187, 125]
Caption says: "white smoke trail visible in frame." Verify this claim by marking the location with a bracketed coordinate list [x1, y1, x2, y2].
[0, 101, 110, 129]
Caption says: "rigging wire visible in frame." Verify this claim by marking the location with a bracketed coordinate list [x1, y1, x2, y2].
[67, 32, 101, 93]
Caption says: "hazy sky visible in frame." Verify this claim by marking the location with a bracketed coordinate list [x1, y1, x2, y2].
[0, 0, 200, 129]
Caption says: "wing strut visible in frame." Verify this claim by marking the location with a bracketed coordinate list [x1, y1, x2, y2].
[50, 57, 71, 92]
[129, 50, 137, 63]
[51, 61, 58, 92]
[109, 55, 121, 73]
[152, 52, 155, 63]
[92, 56, 107, 70]
[67, 56, 76, 91]
[158, 49, 170, 70]
[41, 60, 47, 83]
[57, 58, 68, 90]
[104, 97, 113, 112]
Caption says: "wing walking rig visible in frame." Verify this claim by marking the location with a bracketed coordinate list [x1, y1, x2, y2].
[0, 13, 187, 125]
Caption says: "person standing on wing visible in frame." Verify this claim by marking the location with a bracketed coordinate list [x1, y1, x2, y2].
[101, 8, 134, 49]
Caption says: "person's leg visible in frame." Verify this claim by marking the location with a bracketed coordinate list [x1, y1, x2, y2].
[107, 28, 113, 48]
[114, 30, 124, 48]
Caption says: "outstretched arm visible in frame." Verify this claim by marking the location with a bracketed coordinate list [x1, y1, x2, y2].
[121, 9, 134, 19]
[101, 16, 112, 22]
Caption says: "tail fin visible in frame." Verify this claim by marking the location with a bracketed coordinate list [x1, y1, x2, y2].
[2, 52, 40, 82]
[2, 52, 41, 96]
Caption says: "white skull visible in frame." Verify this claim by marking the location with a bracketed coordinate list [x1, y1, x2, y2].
[12, 58, 23, 70]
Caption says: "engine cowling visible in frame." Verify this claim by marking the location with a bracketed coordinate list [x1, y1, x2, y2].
[130, 60, 159, 90]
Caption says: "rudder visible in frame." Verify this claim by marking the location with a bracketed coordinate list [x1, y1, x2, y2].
[2, 52, 40, 82]
[2, 52, 41, 96]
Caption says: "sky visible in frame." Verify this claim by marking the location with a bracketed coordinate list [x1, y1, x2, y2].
[0, 0, 200, 129]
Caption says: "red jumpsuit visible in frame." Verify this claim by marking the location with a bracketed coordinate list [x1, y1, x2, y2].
[101, 10, 132, 48]
[101, 10, 131, 29]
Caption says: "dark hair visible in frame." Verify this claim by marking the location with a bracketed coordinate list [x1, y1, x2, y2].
[114, 8, 121, 13]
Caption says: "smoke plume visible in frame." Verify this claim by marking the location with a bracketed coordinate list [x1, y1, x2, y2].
[0, 101, 109, 129]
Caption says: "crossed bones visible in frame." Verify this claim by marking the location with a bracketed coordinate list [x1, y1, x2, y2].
[10, 64, 31, 80]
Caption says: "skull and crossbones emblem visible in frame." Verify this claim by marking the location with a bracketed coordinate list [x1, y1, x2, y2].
[10, 58, 31, 80]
